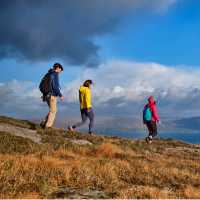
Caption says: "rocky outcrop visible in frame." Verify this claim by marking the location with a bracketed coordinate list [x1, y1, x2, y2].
[0, 123, 41, 144]
[49, 187, 110, 199]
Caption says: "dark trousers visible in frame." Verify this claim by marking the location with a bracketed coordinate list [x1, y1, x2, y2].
[73, 108, 94, 133]
[146, 121, 157, 138]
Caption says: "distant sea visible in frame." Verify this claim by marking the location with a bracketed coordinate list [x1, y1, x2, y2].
[95, 129, 200, 144]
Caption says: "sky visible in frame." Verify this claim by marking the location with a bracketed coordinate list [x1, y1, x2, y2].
[1, 0, 200, 123]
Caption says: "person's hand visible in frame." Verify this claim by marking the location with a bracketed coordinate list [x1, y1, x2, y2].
[157, 120, 161, 125]
[60, 96, 64, 101]
[87, 108, 91, 112]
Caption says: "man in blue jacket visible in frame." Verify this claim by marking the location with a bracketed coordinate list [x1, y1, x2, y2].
[42, 63, 64, 128]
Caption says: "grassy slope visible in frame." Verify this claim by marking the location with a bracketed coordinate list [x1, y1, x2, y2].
[0, 116, 200, 199]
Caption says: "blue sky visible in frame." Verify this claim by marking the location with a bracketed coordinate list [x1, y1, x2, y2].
[96, 0, 200, 66]
[1, 0, 200, 121]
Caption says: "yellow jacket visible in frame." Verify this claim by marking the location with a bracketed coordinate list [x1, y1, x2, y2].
[79, 86, 92, 109]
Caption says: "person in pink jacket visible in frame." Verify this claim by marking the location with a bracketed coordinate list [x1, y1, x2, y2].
[143, 96, 160, 144]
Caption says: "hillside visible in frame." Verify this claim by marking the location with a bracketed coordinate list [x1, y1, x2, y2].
[0, 116, 200, 199]
[173, 116, 200, 131]
[93, 116, 200, 133]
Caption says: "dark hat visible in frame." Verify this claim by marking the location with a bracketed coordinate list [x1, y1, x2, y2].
[83, 79, 93, 87]
[53, 63, 63, 71]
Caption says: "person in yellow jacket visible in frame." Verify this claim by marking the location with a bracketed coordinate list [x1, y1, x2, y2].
[68, 80, 94, 134]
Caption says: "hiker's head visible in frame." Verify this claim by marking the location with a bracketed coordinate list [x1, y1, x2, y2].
[148, 96, 155, 104]
[83, 80, 93, 88]
[53, 63, 63, 73]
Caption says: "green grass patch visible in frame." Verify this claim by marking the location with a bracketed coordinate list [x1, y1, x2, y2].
[0, 116, 38, 130]
[0, 132, 40, 154]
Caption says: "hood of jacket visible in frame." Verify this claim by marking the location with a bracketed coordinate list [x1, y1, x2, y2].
[148, 96, 156, 106]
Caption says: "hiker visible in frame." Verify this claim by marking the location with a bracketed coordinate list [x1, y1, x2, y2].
[143, 96, 160, 143]
[68, 80, 94, 134]
[39, 63, 64, 129]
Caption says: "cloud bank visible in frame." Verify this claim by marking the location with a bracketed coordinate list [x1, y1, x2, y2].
[0, 0, 177, 65]
[62, 60, 200, 118]
[1, 60, 200, 119]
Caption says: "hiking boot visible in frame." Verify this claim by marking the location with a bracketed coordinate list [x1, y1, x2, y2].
[68, 126, 75, 132]
[145, 136, 153, 144]
[88, 131, 94, 135]
[145, 137, 150, 143]
[44, 126, 53, 131]
[149, 135, 153, 140]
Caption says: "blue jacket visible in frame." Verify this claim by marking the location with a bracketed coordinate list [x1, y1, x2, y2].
[50, 70, 62, 97]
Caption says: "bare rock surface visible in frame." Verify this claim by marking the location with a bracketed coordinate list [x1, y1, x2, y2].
[49, 187, 110, 199]
[68, 139, 93, 145]
[0, 123, 41, 144]
[0, 123, 93, 146]
[165, 146, 200, 154]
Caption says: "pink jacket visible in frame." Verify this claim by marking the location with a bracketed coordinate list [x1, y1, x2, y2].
[148, 96, 160, 123]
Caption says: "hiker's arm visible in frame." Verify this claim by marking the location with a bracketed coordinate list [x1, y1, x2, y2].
[52, 74, 63, 97]
[152, 106, 159, 122]
[85, 89, 91, 110]
[79, 91, 82, 105]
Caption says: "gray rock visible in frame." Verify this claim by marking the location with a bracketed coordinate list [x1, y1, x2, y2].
[0, 123, 41, 144]
[68, 139, 93, 146]
[165, 146, 200, 154]
[49, 187, 110, 199]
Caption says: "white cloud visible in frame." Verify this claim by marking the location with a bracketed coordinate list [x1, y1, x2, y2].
[2, 59, 200, 119]
[62, 60, 200, 103]
[0, 80, 43, 117]
[61, 60, 200, 118]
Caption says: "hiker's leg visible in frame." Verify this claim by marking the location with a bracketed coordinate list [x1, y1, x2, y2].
[87, 108, 94, 133]
[146, 121, 153, 137]
[151, 121, 157, 138]
[72, 109, 87, 129]
[45, 96, 57, 128]
[42, 96, 51, 127]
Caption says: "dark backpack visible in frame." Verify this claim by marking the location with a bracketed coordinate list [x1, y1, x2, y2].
[39, 72, 52, 95]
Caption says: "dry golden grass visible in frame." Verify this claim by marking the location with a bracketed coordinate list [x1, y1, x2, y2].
[0, 142, 200, 199]
[94, 143, 124, 158]
[52, 148, 76, 160]
[1, 116, 200, 198]
[184, 185, 200, 198]
[118, 185, 177, 199]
